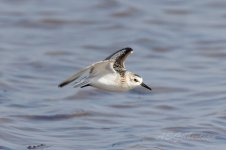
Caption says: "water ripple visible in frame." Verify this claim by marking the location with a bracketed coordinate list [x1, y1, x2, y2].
[1, 0, 226, 150]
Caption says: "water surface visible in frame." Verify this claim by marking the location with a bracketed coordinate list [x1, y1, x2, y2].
[1, 0, 226, 150]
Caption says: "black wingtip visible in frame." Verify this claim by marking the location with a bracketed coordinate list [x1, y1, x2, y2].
[123, 47, 133, 55]
[58, 84, 63, 88]
[123, 47, 133, 52]
[105, 47, 134, 60]
[58, 82, 68, 88]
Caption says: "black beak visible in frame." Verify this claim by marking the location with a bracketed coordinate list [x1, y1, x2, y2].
[141, 82, 152, 91]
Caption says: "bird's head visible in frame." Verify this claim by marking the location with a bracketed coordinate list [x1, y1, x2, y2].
[128, 73, 152, 91]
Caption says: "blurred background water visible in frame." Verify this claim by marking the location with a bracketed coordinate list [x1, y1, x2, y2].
[1, 0, 226, 150]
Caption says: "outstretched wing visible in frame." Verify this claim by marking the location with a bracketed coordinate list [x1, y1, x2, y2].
[104, 47, 133, 69]
[58, 60, 115, 88]
[58, 66, 91, 88]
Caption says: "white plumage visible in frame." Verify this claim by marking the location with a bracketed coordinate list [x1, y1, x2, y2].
[58, 47, 151, 92]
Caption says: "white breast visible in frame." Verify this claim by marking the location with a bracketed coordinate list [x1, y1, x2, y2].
[91, 73, 129, 92]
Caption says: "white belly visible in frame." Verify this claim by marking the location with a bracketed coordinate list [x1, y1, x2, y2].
[91, 74, 129, 92]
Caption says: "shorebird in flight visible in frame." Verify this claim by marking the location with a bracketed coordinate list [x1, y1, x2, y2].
[58, 47, 151, 92]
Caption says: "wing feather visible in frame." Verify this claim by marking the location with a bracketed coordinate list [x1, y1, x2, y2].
[58, 66, 91, 87]
[73, 80, 90, 88]
[58, 60, 115, 88]
[104, 47, 133, 69]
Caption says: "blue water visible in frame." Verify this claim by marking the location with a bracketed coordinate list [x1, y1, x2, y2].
[1, 0, 226, 150]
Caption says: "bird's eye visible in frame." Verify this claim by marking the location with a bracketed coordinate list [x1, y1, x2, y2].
[134, 79, 138, 82]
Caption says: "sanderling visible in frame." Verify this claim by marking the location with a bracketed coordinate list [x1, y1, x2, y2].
[58, 47, 151, 92]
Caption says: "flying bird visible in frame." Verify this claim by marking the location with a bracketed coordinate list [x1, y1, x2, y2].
[58, 47, 151, 92]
